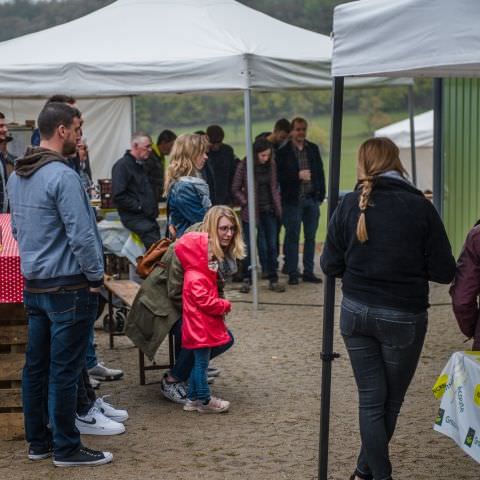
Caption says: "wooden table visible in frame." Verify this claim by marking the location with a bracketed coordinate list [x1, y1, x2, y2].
[0, 214, 26, 440]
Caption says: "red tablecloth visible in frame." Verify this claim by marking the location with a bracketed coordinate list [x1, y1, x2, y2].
[0, 214, 24, 303]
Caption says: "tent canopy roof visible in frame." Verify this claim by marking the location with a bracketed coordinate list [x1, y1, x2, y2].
[375, 110, 433, 149]
[0, 0, 408, 97]
[332, 0, 480, 78]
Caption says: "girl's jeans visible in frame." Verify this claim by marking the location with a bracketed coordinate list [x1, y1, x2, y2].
[187, 348, 212, 402]
[340, 296, 427, 480]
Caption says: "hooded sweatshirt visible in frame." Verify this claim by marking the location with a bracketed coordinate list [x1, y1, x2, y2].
[7, 147, 104, 289]
[175, 231, 231, 349]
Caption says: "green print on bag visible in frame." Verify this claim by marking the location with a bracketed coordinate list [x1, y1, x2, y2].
[465, 427, 476, 448]
[435, 408, 445, 426]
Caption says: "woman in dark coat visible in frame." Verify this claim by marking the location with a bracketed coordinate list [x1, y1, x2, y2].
[450, 221, 480, 350]
[232, 138, 284, 292]
[320, 137, 456, 480]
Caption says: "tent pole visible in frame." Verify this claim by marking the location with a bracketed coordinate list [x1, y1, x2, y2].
[319, 76, 344, 480]
[243, 88, 258, 310]
[408, 85, 417, 186]
[433, 78, 443, 216]
[130, 96, 137, 134]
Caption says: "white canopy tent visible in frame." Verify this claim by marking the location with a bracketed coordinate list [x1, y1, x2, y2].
[0, 0, 410, 307]
[316, 1, 480, 478]
[375, 110, 433, 191]
[0, 0, 408, 179]
[332, 0, 480, 78]
[0, 97, 132, 180]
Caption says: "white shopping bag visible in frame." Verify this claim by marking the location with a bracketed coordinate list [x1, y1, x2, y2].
[120, 232, 145, 265]
[433, 351, 480, 463]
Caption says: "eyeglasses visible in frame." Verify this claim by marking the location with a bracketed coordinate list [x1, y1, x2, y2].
[218, 225, 236, 233]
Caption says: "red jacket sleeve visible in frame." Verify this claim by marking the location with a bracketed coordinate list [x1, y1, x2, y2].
[189, 276, 231, 316]
[450, 227, 480, 339]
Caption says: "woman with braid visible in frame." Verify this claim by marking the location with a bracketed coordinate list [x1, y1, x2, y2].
[320, 137, 456, 480]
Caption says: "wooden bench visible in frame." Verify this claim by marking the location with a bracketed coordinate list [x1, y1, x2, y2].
[103, 276, 175, 385]
[0, 303, 27, 440]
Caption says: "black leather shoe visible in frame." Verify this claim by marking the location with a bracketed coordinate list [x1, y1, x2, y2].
[302, 272, 323, 283]
[288, 275, 299, 285]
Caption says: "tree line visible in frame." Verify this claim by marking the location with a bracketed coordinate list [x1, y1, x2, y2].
[0, 0, 432, 133]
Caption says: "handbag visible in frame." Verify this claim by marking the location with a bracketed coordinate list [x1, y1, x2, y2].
[136, 224, 177, 279]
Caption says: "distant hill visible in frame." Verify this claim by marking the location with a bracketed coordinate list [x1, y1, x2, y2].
[0, 0, 339, 43]
[0, 0, 115, 42]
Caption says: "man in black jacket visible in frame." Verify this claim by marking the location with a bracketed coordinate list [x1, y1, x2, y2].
[112, 133, 159, 249]
[203, 125, 238, 206]
[276, 117, 326, 285]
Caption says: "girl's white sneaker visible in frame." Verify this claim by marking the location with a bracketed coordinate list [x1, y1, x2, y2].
[196, 396, 230, 413]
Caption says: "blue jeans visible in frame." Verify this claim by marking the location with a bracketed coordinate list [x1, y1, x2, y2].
[23, 288, 99, 459]
[187, 348, 212, 402]
[282, 197, 319, 276]
[85, 322, 97, 370]
[170, 318, 234, 382]
[340, 296, 427, 480]
[243, 212, 279, 282]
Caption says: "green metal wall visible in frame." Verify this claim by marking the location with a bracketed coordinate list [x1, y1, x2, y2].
[444, 78, 480, 257]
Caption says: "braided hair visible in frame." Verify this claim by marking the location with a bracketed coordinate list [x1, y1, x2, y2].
[356, 137, 407, 243]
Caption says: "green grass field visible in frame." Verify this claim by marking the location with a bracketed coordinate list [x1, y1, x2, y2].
[172, 111, 408, 243]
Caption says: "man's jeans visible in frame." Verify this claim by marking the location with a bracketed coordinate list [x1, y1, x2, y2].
[76, 367, 96, 416]
[86, 322, 97, 370]
[23, 288, 98, 459]
[282, 196, 319, 276]
[170, 318, 234, 382]
[243, 212, 279, 282]
[340, 296, 427, 480]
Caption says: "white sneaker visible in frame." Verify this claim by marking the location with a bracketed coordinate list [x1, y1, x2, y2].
[196, 396, 230, 414]
[88, 362, 123, 381]
[95, 396, 128, 423]
[75, 406, 125, 435]
[88, 376, 101, 389]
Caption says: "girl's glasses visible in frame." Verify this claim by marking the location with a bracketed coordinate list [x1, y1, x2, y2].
[218, 225, 236, 233]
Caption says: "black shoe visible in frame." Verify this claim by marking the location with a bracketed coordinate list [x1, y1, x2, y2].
[53, 447, 113, 467]
[28, 446, 53, 461]
[302, 272, 323, 284]
[288, 275, 299, 285]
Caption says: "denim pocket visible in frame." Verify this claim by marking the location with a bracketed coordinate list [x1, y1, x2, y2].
[374, 313, 426, 349]
[48, 291, 77, 315]
[339, 306, 358, 337]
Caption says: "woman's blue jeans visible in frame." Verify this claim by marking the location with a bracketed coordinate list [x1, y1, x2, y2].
[340, 296, 427, 480]
[242, 212, 279, 282]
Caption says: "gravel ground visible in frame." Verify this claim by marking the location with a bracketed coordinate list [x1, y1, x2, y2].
[1, 272, 478, 479]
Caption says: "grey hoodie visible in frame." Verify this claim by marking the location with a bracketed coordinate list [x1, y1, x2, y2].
[7, 147, 104, 288]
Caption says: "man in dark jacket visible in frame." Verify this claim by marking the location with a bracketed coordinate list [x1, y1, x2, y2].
[144, 129, 176, 202]
[112, 133, 159, 249]
[203, 125, 238, 206]
[276, 117, 326, 285]
[255, 118, 291, 153]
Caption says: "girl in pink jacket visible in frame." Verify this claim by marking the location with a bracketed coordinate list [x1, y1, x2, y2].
[174, 231, 232, 413]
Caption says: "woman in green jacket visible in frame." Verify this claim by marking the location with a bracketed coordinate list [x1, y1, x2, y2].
[126, 205, 245, 403]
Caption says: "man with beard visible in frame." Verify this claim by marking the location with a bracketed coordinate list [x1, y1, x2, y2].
[7, 102, 113, 467]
